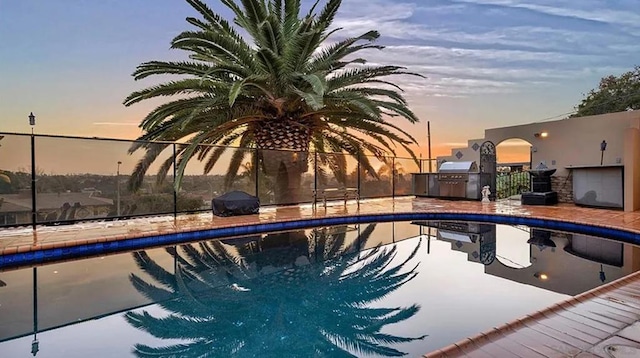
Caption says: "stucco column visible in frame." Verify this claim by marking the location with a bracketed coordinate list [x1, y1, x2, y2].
[623, 126, 640, 212]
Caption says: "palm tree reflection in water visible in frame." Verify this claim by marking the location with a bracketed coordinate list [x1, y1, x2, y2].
[126, 224, 426, 357]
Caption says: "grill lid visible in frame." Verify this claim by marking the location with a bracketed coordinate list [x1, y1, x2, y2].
[438, 161, 478, 173]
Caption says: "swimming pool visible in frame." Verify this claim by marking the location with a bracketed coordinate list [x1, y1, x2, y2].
[0, 220, 637, 357]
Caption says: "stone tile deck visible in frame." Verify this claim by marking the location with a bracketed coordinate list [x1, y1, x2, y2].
[2, 197, 639, 256]
[424, 269, 640, 357]
[2, 196, 640, 357]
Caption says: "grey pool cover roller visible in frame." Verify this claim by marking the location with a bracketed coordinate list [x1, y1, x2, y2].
[212, 190, 260, 217]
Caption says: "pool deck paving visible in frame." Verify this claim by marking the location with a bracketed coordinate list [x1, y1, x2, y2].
[2, 196, 640, 357]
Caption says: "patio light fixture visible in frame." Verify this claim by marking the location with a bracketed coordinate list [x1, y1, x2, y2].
[600, 140, 607, 165]
[28, 112, 36, 128]
[534, 132, 548, 138]
[533, 272, 549, 280]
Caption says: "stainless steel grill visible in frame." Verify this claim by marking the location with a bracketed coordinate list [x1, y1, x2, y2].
[411, 221, 493, 243]
[438, 161, 478, 198]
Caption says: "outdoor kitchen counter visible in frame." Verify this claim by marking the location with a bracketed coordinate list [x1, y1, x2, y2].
[565, 164, 624, 169]
[410, 173, 439, 197]
[566, 164, 624, 209]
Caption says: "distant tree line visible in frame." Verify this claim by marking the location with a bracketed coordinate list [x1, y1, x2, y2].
[572, 65, 640, 117]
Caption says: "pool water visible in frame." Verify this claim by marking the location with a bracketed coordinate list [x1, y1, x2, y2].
[0, 221, 636, 357]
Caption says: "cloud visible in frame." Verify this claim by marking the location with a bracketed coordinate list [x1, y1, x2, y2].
[327, 0, 639, 98]
[334, 8, 636, 55]
[92, 122, 139, 126]
[353, 45, 630, 97]
[441, 142, 473, 147]
[364, 45, 573, 66]
[337, 0, 418, 20]
[450, 0, 640, 29]
[392, 73, 516, 97]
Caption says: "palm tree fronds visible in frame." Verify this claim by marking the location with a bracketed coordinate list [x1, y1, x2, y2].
[125, 0, 425, 204]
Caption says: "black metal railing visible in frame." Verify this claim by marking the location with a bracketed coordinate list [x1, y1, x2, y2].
[496, 171, 531, 199]
[0, 132, 438, 229]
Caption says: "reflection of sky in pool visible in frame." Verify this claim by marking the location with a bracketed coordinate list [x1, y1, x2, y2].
[0, 221, 634, 357]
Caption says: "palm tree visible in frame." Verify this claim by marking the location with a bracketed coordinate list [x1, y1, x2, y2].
[126, 224, 427, 356]
[124, 0, 422, 204]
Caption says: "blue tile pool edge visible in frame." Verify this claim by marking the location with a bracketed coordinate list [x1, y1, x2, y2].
[1, 212, 639, 269]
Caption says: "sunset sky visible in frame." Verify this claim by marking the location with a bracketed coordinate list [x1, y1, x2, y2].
[1, 0, 638, 169]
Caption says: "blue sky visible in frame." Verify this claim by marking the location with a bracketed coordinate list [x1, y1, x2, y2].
[0, 0, 638, 157]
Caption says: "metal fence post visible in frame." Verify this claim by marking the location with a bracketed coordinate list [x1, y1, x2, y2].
[391, 156, 396, 198]
[314, 151, 318, 206]
[30, 134, 37, 230]
[254, 148, 259, 198]
[173, 143, 177, 219]
[357, 151, 361, 198]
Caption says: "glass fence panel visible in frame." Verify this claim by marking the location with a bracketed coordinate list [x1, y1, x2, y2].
[420, 159, 438, 173]
[257, 149, 313, 206]
[180, 145, 255, 212]
[315, 152, 358, 206]
[0, 134, 33, 227]
[33, 137, 176, 223]
[359, 155, 392, 199]
[394, 157, 420, 196]
[122, 142, 177, 218]
[255, 166, 270, 206]
[2, 132, 437, 227]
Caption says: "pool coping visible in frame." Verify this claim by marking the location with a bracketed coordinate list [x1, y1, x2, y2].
[423, 264, 640, 358]
[1, 209, 639, 269]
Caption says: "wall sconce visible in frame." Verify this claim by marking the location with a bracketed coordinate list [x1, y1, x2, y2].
[534, 132, 548, 138]
[600, 140, 607, 165]
[533, 272, 549, 280]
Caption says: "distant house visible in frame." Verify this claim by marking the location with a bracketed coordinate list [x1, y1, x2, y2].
[81, 187, 103, 196]
[0, 192, 113, 225]
[0, 199, 29, 225]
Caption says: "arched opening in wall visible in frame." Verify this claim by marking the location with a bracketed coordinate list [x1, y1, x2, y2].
[495, 138, 532, 200]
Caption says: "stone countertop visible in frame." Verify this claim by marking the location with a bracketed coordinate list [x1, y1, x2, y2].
[566, 164, 624, 169]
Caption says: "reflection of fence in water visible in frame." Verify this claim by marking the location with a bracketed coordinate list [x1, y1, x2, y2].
[496, 171, 531, 199]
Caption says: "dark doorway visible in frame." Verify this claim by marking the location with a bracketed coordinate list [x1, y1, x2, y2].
[479, 141, 497, 200]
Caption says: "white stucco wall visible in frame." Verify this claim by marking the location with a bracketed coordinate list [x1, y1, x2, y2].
[434, 110, 640, 211]
[484, 111, 640, 177]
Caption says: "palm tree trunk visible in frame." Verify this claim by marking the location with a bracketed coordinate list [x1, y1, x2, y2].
[255, 120, 311, 204]
[268, 152, 305, 204]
